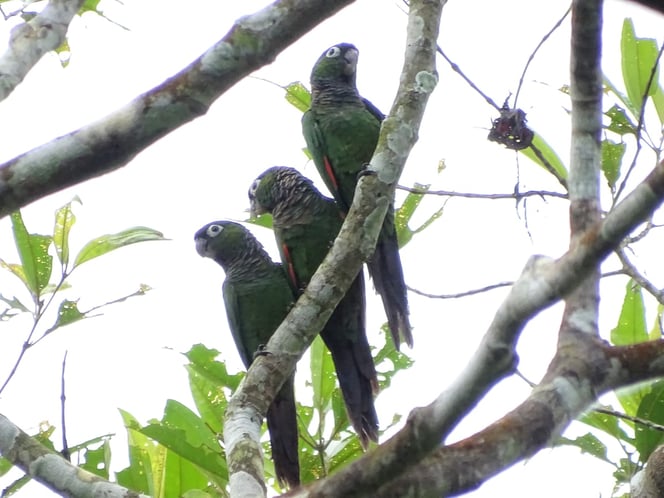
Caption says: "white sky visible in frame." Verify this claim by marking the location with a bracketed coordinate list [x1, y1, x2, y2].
[0, 0, 663, 496]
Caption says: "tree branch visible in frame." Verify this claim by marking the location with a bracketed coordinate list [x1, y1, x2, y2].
[0, 0, 356, 219]
[0, 0, 85, 103]
[0, 412, 149, 498]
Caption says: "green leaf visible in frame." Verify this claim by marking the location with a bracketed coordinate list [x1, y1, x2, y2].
[327, 433, 363, 473]
[45, 299, 87, 334]
[649, 304, 664, 340]
[161, 450, 210, 498]
[557, 432, 610, 463]
[184, 344, 242, 434]
[604, 105, 637, 136]
[635, 380, 664, 462]
[651, 82, 664, 125]
[373, 326, 414, 391]
[519, 133, 568, 180]
[73, 226, 166, 268]
[621, 18, 660, 116]
[611, 279, 647, 346]
[246, 214, 273, 230]
[117, 409, 158, 495]
[310, 335, 336, 435]
[53, 196, 81, 268]
[601, 139, 626, 190]
[579, 408, 633, 443]
[79, 439, 111, 478]
[0, 456, 12, 477]
[138, 400, 228, 482]
[284, 81, 311, 112]
[0, 474, 31, 496]
[0, 294, 30, 313]
[395, 183, 444, 248]
[10, 211, 53, 295]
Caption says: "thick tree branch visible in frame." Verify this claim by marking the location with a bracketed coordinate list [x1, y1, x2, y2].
[0, 0, 356, 219]
[0, 0, 84, 103]
[0, 412, 148, 498]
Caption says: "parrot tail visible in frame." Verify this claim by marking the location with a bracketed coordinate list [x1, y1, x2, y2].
[266, 376, 300, 488]
[367, 210, 413, 350]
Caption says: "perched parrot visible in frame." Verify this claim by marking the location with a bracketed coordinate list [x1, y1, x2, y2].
[302, 42, 413, 351]
[248, 166, 379, 448]
[194, 220, 300, 488]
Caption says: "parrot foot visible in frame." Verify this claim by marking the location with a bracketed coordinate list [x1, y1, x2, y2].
[253, 344, 272, 359]
[357, 163, 376, 179]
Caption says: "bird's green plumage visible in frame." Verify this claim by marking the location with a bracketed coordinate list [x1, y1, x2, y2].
[302, 42, 413, 350]
[194, 221, 300, 488]
[249, 166, 379, 448]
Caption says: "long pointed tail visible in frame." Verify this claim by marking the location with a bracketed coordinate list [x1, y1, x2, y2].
[321, 273, 379, 448]
[367, 209, 413, 350]
[266, 375, 300, 488]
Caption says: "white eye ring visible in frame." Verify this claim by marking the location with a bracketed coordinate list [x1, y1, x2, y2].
[325, 46, 341, 58]
[248, 178, 260, 197]
[206, 224, 223, 237]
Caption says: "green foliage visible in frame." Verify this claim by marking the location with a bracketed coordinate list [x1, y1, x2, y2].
[0, 199, 166, 489]
[561, 281, 664, 494]
[519, 132, 569, 181]
[115, 332, 412, 496]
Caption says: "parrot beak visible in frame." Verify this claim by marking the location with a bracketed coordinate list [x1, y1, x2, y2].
[195, 237, 208, 257]
[343, 48, 359, 75]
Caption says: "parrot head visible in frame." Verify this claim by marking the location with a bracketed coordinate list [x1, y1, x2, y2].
[249, 166, 315, 218]
[194, 220, 249, 267]
[310, 42, 359, 85]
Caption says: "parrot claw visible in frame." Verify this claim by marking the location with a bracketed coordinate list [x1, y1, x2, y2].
[253, 344, 272, 359]
[357, 163, 375, 180]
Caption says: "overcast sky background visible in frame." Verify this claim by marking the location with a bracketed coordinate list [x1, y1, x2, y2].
[0, 0, 663, 496]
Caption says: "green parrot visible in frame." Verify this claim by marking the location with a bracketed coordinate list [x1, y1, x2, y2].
[248, 166, 379, 448]
[302, 42, 413, 351]
[194, 220, 300, 488]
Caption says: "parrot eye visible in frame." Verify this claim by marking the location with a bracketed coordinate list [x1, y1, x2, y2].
[206, 224, 223, 237]
[248, 178, 260, 198]
[325, 46, 341, 58]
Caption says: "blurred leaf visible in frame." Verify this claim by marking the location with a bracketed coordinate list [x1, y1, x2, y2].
[611, 279, 647, 346]
[139, 400, 228, 482]
[117, 410, 155, 495]
[73, 226, 166, 268]
[284, 81, 311, 112]
[45, 299, 86, 334]
[161, 449, 210, 498]
[0, 474, 30, 496]
[327, 433, 363, 474]
[185, 344, 242, 434]
[601, 139, 626, 190]
[0, 456, 11, 477]
[635, 380, 664, 462]
[79, 439, 111, 479]
[520, 133, 568, 180]
[651, 82, 664, 125]
[55, 37, 71, 67]
[374, 326, 414, 391]
[604, 105, 637, 135]
[613, 457, 638, 485]
[310, 336, 336, 437]
[579, 408, 633, 443]
[53, 197, 81, 268]
[246, 214, 273, 230]
[395, 183, 445, 248]
[0, 294, 30, 313]
[621, 18, 660, 116]
[0, 260, 29, 289]
[557, 432, 610, 463]
[10, 211, 53, 295]
[649, 304, 664, 340]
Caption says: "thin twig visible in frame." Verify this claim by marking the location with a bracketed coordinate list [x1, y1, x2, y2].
[60, 351, 70, 461]
[594, 407, 664, 432]
[436, 46, 501, 111]
[396, 185, 568, 200]
[616, 248, 664, 304]
[407, 282, 514, 299]
[513, 5, 572, 107]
